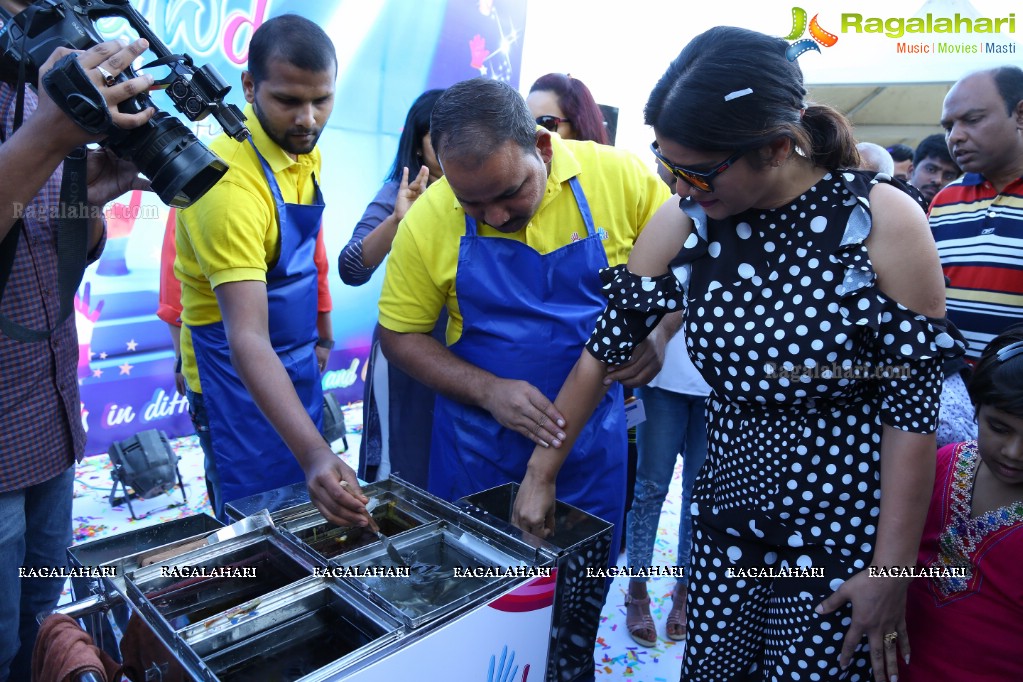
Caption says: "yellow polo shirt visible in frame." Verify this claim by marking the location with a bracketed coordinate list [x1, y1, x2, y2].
[378, 135, 669, 344]
[175, 104, 322, 392]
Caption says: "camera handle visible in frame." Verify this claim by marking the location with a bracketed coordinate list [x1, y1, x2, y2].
[42, 52, 114, 134]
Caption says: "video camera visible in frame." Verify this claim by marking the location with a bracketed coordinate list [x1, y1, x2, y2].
[0, 0, 248, 207]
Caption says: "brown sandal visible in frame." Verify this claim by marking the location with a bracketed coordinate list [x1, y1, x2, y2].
[624, 593, 657, 647]
[666, 583, 687, 641]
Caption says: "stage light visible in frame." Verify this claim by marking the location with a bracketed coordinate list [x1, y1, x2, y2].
[108, 429, 187, 520]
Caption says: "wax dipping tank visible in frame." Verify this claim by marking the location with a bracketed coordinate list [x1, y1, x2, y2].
[270, 485, 435, 564]
[75, 514, 403, 681]
[58, 477, 611, 681]
[457, 483, 614, 682]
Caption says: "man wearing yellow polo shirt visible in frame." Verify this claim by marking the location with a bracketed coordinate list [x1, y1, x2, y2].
[379, 78, 672, 560]
[175, 15, 365, 525]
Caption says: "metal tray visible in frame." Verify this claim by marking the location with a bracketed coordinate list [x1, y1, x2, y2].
[187, 575, 401, 682]
[279, 491, 434, 562]
[68, 513, 225, 595]
[457, 482, 612, 554]
[337, 520, 530, 628]
[124, 528, 311, 636]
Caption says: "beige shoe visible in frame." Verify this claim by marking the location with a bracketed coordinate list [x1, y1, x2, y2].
[624, 593, 658, 647]
[666, 583, 687, 641]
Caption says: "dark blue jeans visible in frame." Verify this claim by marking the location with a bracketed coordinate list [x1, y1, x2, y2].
[0, 467, 74, 682]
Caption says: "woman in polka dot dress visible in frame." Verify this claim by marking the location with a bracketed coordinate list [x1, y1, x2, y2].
[510, 26, 964, 682]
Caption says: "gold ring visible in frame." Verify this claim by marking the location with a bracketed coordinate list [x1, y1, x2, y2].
[883, 632, 898, 648]
[97, 65, 117, 87]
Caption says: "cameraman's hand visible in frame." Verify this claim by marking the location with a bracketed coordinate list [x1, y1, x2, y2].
[36, 38, 156, 151]
[86, 148, 150, 207]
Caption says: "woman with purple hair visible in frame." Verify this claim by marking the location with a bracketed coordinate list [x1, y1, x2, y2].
[526, 73, 608, 144]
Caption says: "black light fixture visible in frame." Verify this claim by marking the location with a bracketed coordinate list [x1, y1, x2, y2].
[321, 391, 348, 452]
[108, 429, 187, 520]
[598, 103, 619, 146]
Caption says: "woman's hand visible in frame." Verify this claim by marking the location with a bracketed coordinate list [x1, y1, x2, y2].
[512, 467, 556, 538]
[815, 568, 912, 681]
[392, 165, 430, 223]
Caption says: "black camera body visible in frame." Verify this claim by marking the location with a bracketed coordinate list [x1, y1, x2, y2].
[0, 0, 248, 207]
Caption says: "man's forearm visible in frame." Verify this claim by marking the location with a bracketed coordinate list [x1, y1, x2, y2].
[660, 310, 683, 339]
[88, 215, 106, 254]
[230, 329, 328, 467]
[379, 326, 495, 409]
[1, 115, 75, 240]
[316, 311, 332, 342]
[167, 323, 181, 355]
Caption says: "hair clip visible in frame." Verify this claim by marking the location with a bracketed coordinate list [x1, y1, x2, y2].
[724, 88, 753, 102]
[996, 340, 1023, 363]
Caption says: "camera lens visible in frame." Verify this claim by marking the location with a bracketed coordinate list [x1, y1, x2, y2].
[110, 112, 228, 208]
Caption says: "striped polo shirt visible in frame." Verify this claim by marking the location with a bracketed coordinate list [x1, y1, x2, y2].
[929, 173, 1023, 360]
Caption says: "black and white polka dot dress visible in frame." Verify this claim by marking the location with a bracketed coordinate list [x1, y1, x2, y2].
[677, 171, 963, 680]
[588, 171, 964, 681]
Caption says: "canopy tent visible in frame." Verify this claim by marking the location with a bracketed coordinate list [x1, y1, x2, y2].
[806, 82, 952, 149]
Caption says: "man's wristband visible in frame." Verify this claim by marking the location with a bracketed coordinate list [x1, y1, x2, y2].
[315, 338, 335, 350]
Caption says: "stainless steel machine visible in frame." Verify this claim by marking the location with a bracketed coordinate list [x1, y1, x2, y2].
[59, 478, 612, 681]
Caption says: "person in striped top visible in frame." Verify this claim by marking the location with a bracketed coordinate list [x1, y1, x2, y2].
[931, 66, 1023, 364]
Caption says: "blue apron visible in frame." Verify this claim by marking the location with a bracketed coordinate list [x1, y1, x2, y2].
[190, 140, 324, 506]
[429, 177, 626, 554]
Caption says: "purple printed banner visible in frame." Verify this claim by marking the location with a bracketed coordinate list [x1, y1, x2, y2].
[73, 0, 527, 456]
[79, 346, 370, 453]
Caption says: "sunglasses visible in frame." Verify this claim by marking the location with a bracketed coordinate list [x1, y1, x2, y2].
[650, 141, 746, 193]
[996, 340, 1023, 363]
[536, 115, 571, 132]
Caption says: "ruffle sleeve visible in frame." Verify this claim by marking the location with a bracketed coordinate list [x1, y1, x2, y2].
[832, 171, 967, 432]
[585, 265, 685, 365]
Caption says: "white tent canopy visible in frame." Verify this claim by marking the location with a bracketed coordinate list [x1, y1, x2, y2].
[807, 82, 952, 148]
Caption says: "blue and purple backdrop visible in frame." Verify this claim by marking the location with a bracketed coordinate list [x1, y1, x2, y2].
[76, 0, 527, 455]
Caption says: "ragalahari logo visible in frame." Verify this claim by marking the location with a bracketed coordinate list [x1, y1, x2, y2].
[783, 7, 838, 61]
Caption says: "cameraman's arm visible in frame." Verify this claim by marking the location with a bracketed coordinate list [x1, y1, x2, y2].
[0, 115, 70, 240]
[84, 148, 153, 253]
[1, 38, 154, 239]
[88, 215, 105, 254]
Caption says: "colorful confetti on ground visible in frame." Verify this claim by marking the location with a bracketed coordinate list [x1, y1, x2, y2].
[71, 404, 362, 546]
[593, 457, 687, 680]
